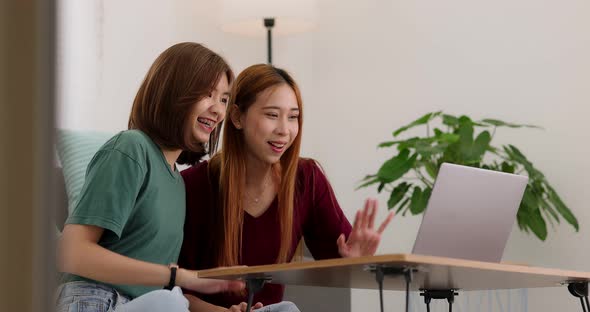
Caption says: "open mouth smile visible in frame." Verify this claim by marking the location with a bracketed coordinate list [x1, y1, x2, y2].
[268, 141, 287, 153]
[197, 117, 216, 132]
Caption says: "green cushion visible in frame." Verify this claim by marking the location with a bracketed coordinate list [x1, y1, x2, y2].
[56, 129, 113, 215]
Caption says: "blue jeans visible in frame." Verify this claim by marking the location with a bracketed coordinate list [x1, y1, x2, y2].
[255, 301, 300, 312]
[55, 281, 189, 312]
[55, 281, 299, 312]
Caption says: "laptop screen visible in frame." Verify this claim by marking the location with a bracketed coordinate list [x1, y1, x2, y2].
[412, 163, 528, 262]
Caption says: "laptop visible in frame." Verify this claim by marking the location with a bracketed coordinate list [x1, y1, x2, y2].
[411, 163, 528, 262]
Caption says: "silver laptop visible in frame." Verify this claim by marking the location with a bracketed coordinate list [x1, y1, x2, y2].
[412, 163, 528, 262]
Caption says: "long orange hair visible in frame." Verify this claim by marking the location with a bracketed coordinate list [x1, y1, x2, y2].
[209, 64, 303, 266]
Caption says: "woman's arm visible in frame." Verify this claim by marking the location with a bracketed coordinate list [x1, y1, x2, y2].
[58, 224, 243, 293]
[301, 160, 353, 259]
[302, 160, 393, 258]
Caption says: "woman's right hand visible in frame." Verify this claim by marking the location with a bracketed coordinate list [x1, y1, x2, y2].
[185, 294, 262, 312]
[176, 268, 245, 294]
[227, 302, 263, 312]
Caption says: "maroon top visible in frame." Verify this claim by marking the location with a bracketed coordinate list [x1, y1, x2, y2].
[179, 159, 352, 307]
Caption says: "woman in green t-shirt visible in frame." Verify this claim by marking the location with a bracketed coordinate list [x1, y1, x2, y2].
[55, 42, 244, 312]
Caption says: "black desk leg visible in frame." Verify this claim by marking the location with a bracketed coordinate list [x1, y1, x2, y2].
[245, 278, 267, 312]
[372, 266, 413, 312]
[568, 282, 590, 312]
[420, 289, 459, 312]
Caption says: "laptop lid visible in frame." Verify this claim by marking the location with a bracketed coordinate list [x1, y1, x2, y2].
[411, 163, 528, 262]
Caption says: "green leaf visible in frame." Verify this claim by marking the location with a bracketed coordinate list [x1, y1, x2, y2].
[486, 145, 503, 158]
[387, 182, 412, 209]
[522, 189, 539, 214]
[442, 114, 459, 127]
[394, 137, 435, 151]
[409, 187, 422, 215]
[457, 122, 474, 162]
[425, 161, 438, 179]
[459, 115, 488, 127]
[355, 177, 381, 190]
[519, 198, 547, 240]
[528, 206, 548, 241]
[458, 115, 473, 124]
[410, 186, 431, 215]
[503, 145, 544, 180]
[516, 208, 529, 232]
[392, 111, 442, 137]
[378, 140, 405, 148]
[547, 185, 579, 231]
[469, 130, 492, 162]
[395, 197, 411, 214]
[539, 197, 560, 224]
[378, 141, 397, 148]
[500, 161, 515, 174]
[507, 145, 530, 164]
[480, 119, 543, 129]
[414, 141, 446, 157]
[360, 174, 377, 180]
[487, 145, 500, 153]
[377, 149, 417, 183]
[400, 198, 412, 216]
[434, 132, 460, 144]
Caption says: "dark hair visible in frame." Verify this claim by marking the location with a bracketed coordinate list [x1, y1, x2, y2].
[128, 42, 233, 163]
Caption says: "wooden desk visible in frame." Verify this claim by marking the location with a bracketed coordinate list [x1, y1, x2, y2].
[198, 254, 590, 311]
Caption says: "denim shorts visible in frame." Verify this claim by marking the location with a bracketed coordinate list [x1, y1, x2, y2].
[258, 301, 300, 312]
[55, 281, 130, 312]
[55, 281, 296, 312]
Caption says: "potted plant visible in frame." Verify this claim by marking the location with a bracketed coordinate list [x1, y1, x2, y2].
[357, 111, 578, 241]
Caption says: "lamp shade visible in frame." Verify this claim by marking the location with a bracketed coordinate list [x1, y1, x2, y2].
[220, 0, 318, 37]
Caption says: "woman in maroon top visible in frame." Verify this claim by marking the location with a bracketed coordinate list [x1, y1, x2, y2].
[179, 64, 393, 312]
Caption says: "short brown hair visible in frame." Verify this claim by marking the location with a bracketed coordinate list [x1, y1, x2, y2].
[128, 42, 233, 162]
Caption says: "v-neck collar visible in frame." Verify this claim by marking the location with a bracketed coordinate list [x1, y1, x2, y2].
[244, 196, 278, 219]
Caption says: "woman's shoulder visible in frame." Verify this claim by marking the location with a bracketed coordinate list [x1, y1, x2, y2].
[102, 130, 155, 157]
[90, 130, 154, 166]
[296, 157, 330, 187]
[180, 160, 209, 182]
[180, 161, 214, 205]
[110, 129, 150, 146]
[297, 157, 323, 174]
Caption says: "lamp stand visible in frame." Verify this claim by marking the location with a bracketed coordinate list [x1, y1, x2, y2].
[264, 18, 275, 64]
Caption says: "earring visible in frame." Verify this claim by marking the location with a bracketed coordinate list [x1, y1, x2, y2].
[235, 123, 242, 129]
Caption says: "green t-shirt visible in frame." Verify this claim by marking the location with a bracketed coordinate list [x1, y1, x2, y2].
[62, 130, 185, 298]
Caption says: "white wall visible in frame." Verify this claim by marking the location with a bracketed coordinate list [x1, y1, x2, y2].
[309, 1, 590, 311]
[57, 0, 264, 131]
[57, 0, 590, 311]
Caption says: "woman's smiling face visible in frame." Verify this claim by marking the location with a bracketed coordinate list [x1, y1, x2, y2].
[187, 73, 230, 144]
[235, 83, 300, 166]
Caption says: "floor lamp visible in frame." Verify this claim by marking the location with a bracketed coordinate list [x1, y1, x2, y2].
[220, 0, 318, 65]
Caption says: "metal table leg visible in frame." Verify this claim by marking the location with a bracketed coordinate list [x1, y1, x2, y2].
[420, 289, 459, 312]
[245, 278, 269, 312]
[369, 265, 414, 312]
[568, 282, 590, 312]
